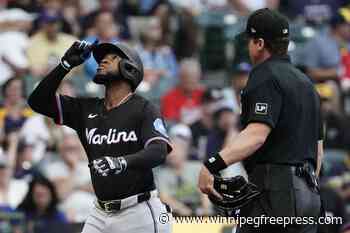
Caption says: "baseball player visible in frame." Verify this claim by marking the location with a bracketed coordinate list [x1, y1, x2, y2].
[198, 8, 323, 233]
[28, 40, 173, 233]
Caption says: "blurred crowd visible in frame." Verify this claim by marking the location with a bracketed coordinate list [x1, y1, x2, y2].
[0, 0, 350, 233]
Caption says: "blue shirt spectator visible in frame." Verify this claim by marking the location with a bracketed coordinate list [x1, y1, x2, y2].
[280, 0, 347, 25]
[25, 211, 67, 233]
[299, 11, 350, 83]
[136, 18, 178, 103]
[301, 29, 341, 70]
[137, 45, 178, 81]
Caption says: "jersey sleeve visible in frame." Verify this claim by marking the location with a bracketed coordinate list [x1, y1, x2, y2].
[241, 80, 282, 129]
[55, 94, 84, 131]
[140, 102, 172, 152]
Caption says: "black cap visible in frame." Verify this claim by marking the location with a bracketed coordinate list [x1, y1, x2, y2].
[246, 8, 289, 41]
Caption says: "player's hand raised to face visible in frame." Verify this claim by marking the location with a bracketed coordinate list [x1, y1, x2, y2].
[61, 39, 98, 71]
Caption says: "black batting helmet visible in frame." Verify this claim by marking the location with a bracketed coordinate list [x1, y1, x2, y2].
[92, 42, 143, 91]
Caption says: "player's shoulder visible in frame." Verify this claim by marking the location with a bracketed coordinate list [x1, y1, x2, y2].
[131, 94, 158, 111]
[131, 94, 148, 104]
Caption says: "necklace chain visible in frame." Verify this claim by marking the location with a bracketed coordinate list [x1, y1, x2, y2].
[117, 93, 133, 107]
[104, 92, 133, 110]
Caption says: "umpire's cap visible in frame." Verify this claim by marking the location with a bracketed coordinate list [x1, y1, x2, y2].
[93, 42, 144, 91]
[245, 8, 289, 42]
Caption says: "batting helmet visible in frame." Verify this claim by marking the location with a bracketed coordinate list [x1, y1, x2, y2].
[92, 42, 143, 91]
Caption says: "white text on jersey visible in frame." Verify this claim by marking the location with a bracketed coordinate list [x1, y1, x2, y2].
[86, 128, 138, 144]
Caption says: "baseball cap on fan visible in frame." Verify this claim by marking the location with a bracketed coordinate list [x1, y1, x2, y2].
[245, 8, 289, 42]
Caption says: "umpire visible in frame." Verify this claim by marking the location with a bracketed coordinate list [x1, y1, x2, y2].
[198, 8, 323, 233]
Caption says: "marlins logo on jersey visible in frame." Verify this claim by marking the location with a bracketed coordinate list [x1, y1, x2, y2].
[86, 128, 138, 145]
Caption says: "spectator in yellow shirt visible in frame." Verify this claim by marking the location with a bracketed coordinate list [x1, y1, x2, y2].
[27, 12, 76, 79]
[0, 77, 33, 135]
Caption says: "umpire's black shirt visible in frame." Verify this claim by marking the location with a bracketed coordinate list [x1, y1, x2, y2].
[241, 55, 322, 173]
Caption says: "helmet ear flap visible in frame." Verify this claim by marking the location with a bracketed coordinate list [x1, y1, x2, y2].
[119, 59, 141, 90]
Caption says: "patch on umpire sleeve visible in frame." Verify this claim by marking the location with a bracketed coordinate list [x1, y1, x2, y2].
[153, 118, 169, 137]
[255, 103, 268, 115]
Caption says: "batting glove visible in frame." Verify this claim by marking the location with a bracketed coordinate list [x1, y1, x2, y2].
[60, 39, 98, 71]
[91, 156, 127, 177]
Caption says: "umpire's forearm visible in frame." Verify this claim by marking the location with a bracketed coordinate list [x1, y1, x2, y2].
[316, 140, 323, 177]
[220, 123, 270, 165]
[124, 141, 168, 170]
[28, 64, 69, 118]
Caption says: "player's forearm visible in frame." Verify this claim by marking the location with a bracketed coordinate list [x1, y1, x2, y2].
[124, 141, 168, 170]
[220, 124, 268, 165]
[28, 64, 69, 117]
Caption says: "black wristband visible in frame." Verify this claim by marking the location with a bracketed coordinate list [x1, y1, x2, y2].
[204, 153, 227, 175]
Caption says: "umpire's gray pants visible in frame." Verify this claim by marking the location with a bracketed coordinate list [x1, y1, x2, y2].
[81, 197, 172, 233]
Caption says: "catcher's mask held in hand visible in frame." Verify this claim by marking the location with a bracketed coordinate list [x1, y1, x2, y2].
[209, 175, 261, 215]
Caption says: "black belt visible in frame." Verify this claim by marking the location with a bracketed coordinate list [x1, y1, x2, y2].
[97, 190, 157, 213]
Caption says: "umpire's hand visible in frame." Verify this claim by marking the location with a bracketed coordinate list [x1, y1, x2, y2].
[90, 156, 127, 176]
[198, 166, 223, 200]
[60, 40, 98, 71]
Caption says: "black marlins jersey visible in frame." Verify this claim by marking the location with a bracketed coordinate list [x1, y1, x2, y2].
[54, 94, 171, 200]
